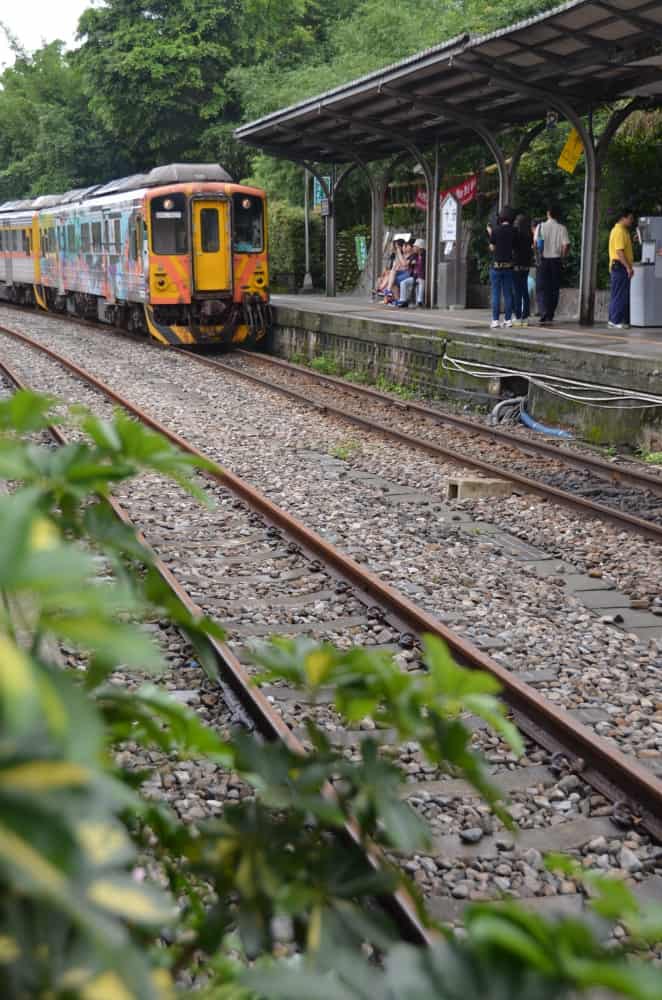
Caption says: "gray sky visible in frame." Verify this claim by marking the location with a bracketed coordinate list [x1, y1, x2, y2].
[0, 0, 93, 69]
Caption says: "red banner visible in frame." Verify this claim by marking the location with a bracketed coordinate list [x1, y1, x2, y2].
[415, 173, 478, 211]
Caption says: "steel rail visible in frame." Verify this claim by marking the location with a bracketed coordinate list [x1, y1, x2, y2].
[0, 351, 431, 947]
[177, 349, 662, 544]
[3, 299, 662, 498]
[235, 350, 662, 497]
[2, 322, 661, 843]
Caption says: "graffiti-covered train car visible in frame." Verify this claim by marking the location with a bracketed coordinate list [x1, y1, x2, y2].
[0, 163, 270, 346]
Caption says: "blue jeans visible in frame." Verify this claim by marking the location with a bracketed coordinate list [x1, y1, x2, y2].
[513, 268, 530, 319]
[490, 267, 514, 321]
[608, 263, 630, 324]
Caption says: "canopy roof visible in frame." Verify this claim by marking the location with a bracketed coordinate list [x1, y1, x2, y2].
[235, 0, 662, 162]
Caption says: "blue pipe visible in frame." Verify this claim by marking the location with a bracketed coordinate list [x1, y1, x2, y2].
[519, 405, 572, 438]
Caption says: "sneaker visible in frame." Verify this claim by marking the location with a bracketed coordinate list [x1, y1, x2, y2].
[512, 319, 522, 328]
[522, 318, 529, 327]
[490, 320, 500, 329]
[503, 319, 513, 328]
[607, 321, 624, 329]
[394, 301, 408, 308]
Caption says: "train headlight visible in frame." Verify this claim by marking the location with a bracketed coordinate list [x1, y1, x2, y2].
[163, 198, 175, 210]
[241, 198, 252, 210]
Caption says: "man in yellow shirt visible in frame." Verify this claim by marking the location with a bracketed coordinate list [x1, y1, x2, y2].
[608, 208, 635, 329]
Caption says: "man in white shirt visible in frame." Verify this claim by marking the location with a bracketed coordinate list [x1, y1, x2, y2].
[536, 205, 570, 324]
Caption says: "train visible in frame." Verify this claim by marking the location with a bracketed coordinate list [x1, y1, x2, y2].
[0, 163, 270, 347]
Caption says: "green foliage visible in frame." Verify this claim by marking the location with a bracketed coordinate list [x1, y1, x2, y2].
[0, 42, 121, 200]
[311, 354, 339, 375]
[76, 0, 241, 171]
[337, 224, 370, 292]
[0, 391, 224, 998]
[245, 884, 662, 1000]
[266, 199, 322, 289]
[1, 385, 659, 1000]
[251, 635, 522, 823]
[329, 438, 362, 460]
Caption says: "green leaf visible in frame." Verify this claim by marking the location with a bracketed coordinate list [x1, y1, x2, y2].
[99, 684, 234, 762]
[0, 389, 58, 432]
[87, 877, 176, 926]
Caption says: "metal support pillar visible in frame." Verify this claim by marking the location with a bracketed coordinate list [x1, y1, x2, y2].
[429, 142, 441, 308]
[422, 167, 434, 308]
[370, 175, 386, 294]
[579, 140, 599, 325]
[325, 201, 336, 297]
[302, 168, 313, 291]
[579, 100, 646, 325]
[483, 132, 510, 211]
[323, 165, 336, 297]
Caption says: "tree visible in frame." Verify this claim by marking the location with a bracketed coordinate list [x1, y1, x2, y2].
[76, 0, 243, 171]
[0, 42, 119, 201]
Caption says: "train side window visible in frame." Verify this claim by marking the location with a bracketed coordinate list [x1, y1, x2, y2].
[81, 223, 90, 252]
[57, 227, 65, 252]
[114, 219, 121, 249]
[67, 224, 76, 252]
[40, 230, 47, 256]
[92, 221, 102, 252]
[200, 208, 220, 253]
[13, 230, 20, 252]
[23, 230, 30, 255]
[137, 217, 144, 257]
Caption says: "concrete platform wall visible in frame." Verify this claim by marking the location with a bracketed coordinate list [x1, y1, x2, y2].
[270, 304, 662, 447]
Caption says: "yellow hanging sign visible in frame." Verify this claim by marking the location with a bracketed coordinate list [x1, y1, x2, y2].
[557, 127, 584, 174]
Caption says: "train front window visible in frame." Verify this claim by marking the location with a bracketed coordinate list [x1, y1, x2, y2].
[150, 193, 187, 254]
[200, 208, 220, 252]
[232, 194, 263, 252]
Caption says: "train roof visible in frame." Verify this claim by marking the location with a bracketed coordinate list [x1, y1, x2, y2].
[0, 163, 234, 215]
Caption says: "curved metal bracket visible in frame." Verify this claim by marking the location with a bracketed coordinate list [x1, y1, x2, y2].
[509, 121, 546, 206]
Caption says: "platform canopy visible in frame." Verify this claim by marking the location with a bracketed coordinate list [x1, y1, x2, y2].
[235, 0, 662, 162]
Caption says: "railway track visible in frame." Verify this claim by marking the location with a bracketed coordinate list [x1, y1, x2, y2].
[200, 348, 662, 543]
[3, 301, 662, 541]
[1, 321, 660, 931]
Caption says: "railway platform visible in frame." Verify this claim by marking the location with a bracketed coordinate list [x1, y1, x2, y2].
[270, 295, 662, 446]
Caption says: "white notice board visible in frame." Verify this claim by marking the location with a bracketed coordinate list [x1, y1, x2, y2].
[441, 195, 459, 242]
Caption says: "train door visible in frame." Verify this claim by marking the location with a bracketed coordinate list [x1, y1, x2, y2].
[191, 199, 231, 292]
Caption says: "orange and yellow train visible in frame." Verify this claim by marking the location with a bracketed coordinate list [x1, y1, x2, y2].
[0, 163, 270, 346]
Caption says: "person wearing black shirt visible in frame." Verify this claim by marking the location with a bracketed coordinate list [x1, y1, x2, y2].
[487, 208, 518, 329]
[512, 213, 533, 327]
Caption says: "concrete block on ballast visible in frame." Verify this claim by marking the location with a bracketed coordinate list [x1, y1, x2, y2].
[447, 477, 514, 500]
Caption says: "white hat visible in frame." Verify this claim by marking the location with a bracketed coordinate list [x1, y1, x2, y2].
[414, 238, 426, 249]
[393, 232, 412, 242]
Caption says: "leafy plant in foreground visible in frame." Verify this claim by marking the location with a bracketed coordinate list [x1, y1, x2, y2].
[0, 389, 660, 999]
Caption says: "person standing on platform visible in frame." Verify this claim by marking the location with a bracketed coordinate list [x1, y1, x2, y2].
[607, 208, 635, 329]
[487, 207, 517, 329]
[536, 206, 569, 324]
[512, 213, 533, 327]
